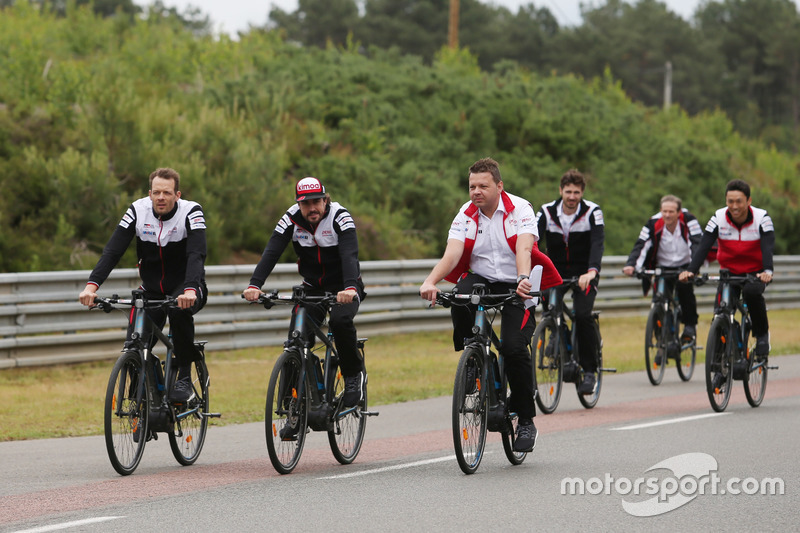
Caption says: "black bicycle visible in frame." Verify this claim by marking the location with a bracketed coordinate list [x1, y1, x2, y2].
[94, 290, 219, 476]
[251, 286, 378, 474]
[531, 277, 614, 414]
[436, 284, 532, 474]
[636, 268, 698, 385]
[700, 270, 779, 412]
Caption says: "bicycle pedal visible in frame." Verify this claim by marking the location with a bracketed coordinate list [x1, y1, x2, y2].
[599, 367, 617, 373]
[767, 365, 779, 370]
[362, 410, 380, 417]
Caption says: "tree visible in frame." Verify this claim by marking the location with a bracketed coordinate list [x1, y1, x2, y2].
[269, 0, 359, 48]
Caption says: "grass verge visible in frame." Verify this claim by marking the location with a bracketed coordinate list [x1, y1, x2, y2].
[2, 309, 799, 441]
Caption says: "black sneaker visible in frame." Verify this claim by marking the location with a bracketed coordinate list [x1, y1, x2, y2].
[170, 376, 193, 403]
[132, 418, 142, 443]
[343, 372, 365, 408]
[654, 348, 665, 366]
[279, 423, 299, 441]
[577, 372, 597, 395]
[513, 420, 538, 453]
[755, 334, 770, 356]
[545, 335, 556, 357]
[681, 324, 696, 342]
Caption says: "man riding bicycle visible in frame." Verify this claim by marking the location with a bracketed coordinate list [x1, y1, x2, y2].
[536, 169, 605, 396]
[243, 177, 367, 409]
[679, 180, 774, 371]
[419, 157, 561, 453]
[623, 195, 703, 345]
[78, 167, 208, 403]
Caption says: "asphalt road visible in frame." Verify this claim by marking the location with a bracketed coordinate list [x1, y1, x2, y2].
[2, 356, 799, 532]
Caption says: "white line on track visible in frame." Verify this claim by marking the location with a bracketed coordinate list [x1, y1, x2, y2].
[317, 455, 457, 479]
[12, 516, 124, 533]
[610, 412, 731, 431]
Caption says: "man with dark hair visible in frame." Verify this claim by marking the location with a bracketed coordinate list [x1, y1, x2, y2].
[536, 169, 605, 395]
[420, 157, 561, 453]
[79, 167, 208, 402]
[243, 177, 367, 409]
[623, 195, 703, 343]
[680, 179, 774, 361]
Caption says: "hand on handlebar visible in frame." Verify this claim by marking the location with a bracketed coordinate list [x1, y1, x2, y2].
[516, 277, 533, 299]
[78, 284, 99, 307]
[578, 270, 597, 291]
[419, 281, 440, 304]
[176, 289, 197, 310]
[337, 288, 358, 304]
[757, 271, 773, 284]
[242, 287, 263, 302]
[678, 271, 694, 283]
[622, 266, 635, 277]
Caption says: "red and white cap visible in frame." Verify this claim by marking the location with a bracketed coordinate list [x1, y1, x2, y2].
[295, 177, 327, 202]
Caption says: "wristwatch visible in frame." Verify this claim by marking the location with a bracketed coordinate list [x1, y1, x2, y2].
[516, 274, 529, 284]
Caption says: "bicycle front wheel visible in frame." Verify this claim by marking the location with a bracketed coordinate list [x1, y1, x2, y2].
[104, 350, 148, 476]
[743, 331, 768, 407]
[644, 306, 666, 386]
[265, 349, 308, 474]
[328, 353, 367, 464]
[531, 318, 563, 414]
[452, 347, 488, 474]
[577, 317, 603, 409]
[705, 316, 732, 412]
[169, 358, 210, 466]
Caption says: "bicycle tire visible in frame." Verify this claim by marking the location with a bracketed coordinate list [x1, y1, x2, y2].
[104, 350, 148, 476]
[676, 315, 697, 382]
[452, 347, 488, 474]
[743, 327, 768, 407]
[705, 316, 732, 412]
[328, 349, 367, 464]
[500, 372, 526, 466]
[265, 349, 308, 474]
[531, 318, 563, 414]
[644, 306, 666, 386]
[168, 357, 210, 466]
[577, 316, 603, 409]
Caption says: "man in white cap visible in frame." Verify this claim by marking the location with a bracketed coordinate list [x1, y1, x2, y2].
[243, 177, 367, 410]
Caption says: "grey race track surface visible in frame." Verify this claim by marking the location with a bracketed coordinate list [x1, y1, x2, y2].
[2, 355, 800, 532]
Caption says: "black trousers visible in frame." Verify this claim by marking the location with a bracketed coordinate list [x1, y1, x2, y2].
[550, 280, 599, 373]
[294, 299, 364, 378]
[657, 272, 698, 327]
[135, 285, 208, 368]
[717, 279, 769, 338]
[450, 273, 537, 419]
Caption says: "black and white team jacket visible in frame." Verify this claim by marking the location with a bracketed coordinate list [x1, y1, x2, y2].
[87, 197, 207, 297]
[536, 198, 605, 278]
[248, 201, 363, 294]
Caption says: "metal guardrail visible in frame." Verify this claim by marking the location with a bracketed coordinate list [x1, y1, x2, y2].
[1, 256, 798, 369]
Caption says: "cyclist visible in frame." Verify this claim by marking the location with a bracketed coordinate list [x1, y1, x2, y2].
[536, 169, 605, 395]
[243, 177, 367, 409]
[679, 179, 774, 379]
[78, 167, 208, 403]
[419, 157, 561, 453]
[622, 195, 702, 345]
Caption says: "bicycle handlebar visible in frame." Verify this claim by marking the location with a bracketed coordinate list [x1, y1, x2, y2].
[695, 271, 762, 287]
[92, 294, 178, 313]
[242, 289, 338, 310]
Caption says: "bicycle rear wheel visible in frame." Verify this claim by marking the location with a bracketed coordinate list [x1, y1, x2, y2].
[169, 357, 210, 466]
[743, 330, 768, 407]
[104, 350, 148, 476]
[265, 349, 308, 474]
[531, 318, 563, 414]
[644, 306, 666, 386]
[452, 347, 487, 474]
[328, 349, 367, 464]
[705, 316, 732, 412]
[577, 317, 603, 409]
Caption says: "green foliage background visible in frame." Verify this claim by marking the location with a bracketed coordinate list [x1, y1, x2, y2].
[1, 1, 798, 273]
